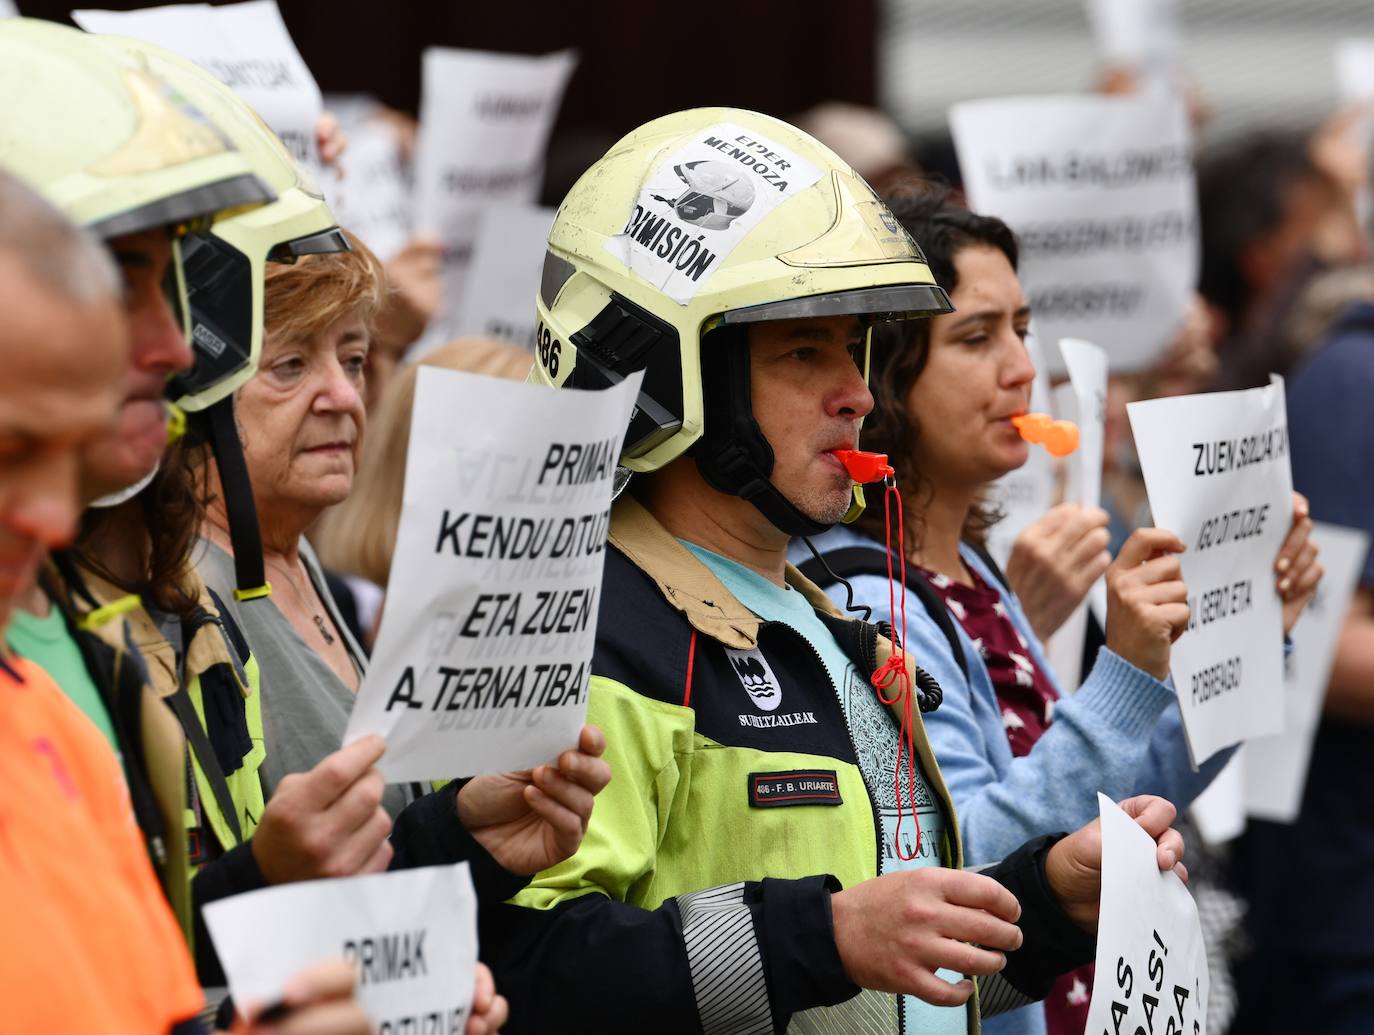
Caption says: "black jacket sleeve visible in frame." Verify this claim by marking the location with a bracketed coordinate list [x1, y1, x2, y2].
[191, 841, 268, 984]
[981, 833, 1096, 1001]
[486, 874, 858, 1035]
[388, 781, 530, 904]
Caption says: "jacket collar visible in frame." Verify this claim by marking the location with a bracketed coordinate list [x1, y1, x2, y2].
[610, 495, 852, 649]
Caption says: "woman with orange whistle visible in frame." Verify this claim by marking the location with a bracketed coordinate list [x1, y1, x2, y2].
[795, 183, 1321, 1035]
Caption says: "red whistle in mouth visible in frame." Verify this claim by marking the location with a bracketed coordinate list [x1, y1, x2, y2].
[831, 449, 895, 483]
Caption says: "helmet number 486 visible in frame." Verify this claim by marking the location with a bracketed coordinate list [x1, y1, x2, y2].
[537, 321, 562, 379]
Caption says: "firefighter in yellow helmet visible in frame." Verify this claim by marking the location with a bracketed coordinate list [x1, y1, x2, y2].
[508, 108, 1190, 1034]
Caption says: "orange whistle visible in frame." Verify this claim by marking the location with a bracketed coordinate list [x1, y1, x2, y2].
[831, 449, 894, 483]
[1010, 413, 1079, 457]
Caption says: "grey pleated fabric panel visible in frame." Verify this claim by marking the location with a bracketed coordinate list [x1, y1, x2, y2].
[677, 883, 774, 1035]
[787, 988, 899, 1034]
[977, 972, 1036, 1016]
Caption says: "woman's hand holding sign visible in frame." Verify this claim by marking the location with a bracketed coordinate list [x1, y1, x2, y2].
[456, 724, 613, 874]
[1104, 528, 1191, 680]
[1276, 491, 1323, 636]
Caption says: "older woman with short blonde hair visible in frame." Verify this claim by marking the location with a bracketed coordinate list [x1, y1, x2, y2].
[194, 231, 396, 805]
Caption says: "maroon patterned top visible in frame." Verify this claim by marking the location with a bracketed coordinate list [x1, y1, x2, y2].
[915, 564, 1058, 755]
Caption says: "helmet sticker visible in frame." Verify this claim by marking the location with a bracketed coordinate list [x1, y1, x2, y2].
[606, 122, 823, 304]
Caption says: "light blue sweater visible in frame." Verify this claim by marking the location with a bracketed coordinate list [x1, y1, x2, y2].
[792, 526, 1233, 1035]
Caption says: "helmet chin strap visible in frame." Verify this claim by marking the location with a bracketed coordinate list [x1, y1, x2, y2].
[690, 325, 835, 539]
[187, 395, 270, 601]
[87, 464, 159, 509]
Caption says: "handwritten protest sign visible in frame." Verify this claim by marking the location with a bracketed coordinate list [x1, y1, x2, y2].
[606, 119, 824, 305]
[1044, 337, 1109, 691]
[323, 96, 411, 264]
[1245, 522, 1369, 822]
[450, 202, 556, 350]
[951, 93, 1197, 374]
[345, 367, 642, 781]
[413, 47, 576, 341]
[985, 332, 1056, 568]
[1086, 794, 1209, 1035]
[1128, 377, 1293, 766]
[74, 1, 323, 173]
[205, 864, 477, 1032]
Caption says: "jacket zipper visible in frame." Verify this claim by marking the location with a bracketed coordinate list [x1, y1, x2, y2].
[761, 620, 885, 904]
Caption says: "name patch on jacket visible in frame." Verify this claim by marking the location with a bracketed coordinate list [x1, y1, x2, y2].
[748, 770, 842, 808]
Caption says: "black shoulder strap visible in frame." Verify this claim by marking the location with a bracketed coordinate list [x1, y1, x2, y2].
[166, 681, 244, 848]
[967, 541, 1010, 592]
[798, 545, 970, 683]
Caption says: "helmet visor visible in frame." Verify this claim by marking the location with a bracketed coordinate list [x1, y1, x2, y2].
[166, 224, 350, 405]
[717, 283, 952, 327]
[267, 226, 352, 263]
[87, 172, 273, 240]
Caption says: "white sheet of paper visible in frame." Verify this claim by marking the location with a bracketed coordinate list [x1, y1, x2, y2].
[951, 93, 1196, 375]
[1245, 522, 1370, 822]
[605, 120, 824, 305]
[451, 201, 556, 350]
[1189, 750, 1247, 845]
[345, 368, 642, 781]
[1336, 39, 1374, 101]
[1042, 338, 1109, 690]
[1086, 793, 1209, 1035]
[413, 47, 576, 340]
[204, 864, 477, 1031]
[73, 0, 323, 172]
[985, 332, 1056, 568]
[1127, 378, 1293, 766]
[323, 95, 411, 264]
[1085, 0, 1181, 84]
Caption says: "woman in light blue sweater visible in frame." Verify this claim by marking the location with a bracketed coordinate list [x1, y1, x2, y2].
[797, 184, 1320, 1035]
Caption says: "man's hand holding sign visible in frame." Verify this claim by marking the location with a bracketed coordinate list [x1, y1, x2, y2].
[829, 795, 1188, 1007]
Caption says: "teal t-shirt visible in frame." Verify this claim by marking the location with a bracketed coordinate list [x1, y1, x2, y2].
[684, 543, 966, 1035]
[8, 604, 120, 755]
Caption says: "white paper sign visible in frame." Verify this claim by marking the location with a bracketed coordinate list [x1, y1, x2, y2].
[1336, 39, 1374, 101]
[414, 47, 576, 340]
[1086, 0, 1182, 84]
[1127, 378, 1293, 765]
[324, 96, 411, 264]
[985, 332, 1057, 568]
[74, 1, 323, 172]
[204, 864, 477, 1031]
[1245, 522, 1370, 822]
[606, 121, 824, 305]
[1086, 794, 1209, 1035]
[951, 94, 1197, 375]
[345, 367, 642, 781]
[1189, 751, 1247, 846]
[1044, 337, 1109, 690]
[452, 201, 556, 350]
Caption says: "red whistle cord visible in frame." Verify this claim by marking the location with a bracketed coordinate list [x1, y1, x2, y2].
[869, 475, 923, 863]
